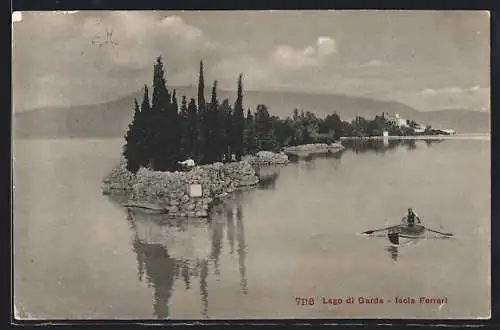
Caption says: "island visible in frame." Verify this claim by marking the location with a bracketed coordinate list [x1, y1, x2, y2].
[102, 57, 455, 218]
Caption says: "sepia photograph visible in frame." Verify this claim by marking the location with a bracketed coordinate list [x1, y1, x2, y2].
[12, 10, 490, 320]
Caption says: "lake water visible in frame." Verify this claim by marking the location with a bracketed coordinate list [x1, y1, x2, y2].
[13, 136, 491, 319]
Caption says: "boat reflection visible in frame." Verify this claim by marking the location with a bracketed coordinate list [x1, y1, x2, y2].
[384, 241, 417, 262]
[124, 193, 248, 319]
[386, 246, 399, 261]
[382, 233, 451, 262]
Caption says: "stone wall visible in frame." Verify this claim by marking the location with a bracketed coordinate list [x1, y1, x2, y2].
[283, 143, 345, 158]
[283, 142, 344, 153]
[243, 151, 289, 166]
[101, 157, 136, 194]
[102, 160, 259, 218]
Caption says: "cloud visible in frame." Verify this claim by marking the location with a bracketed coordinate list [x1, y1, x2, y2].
[159, 16, 203, 42]
[272, 36, 337, 68]
[388, 86, 490, 111]
[209, 36, 339, 90]
[12, 11, 489, 111]
[13, 12, 232, 109]
[77, 14, 212, 69]
[467, 85, 481, 93]
[364, 59, 383, 67]
[346, 59, 385, 69]
[273, 45, 318, 67]
[316, 37, 337, 57]
[418, 86, 484, 96]
[210, 55, 275, 90]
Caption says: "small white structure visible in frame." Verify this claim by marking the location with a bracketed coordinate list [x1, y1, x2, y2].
[439, 129, 456, 135]
[178, 158, 195, 168]
[382, 131, 389, 137]
[414, 125, 426, 134]
[189, 184, 202, 198]
[387, 113, 408, 128]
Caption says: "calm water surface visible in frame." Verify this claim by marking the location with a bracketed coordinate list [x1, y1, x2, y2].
[13, 137, 490, 319]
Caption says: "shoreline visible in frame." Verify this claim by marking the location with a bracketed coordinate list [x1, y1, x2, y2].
[101, 133, 488, 217]
[283, 143, 345, 158]
[102, 159, 260, 217]
[102, 144, 343, 217]
[340, 134, 489, 141]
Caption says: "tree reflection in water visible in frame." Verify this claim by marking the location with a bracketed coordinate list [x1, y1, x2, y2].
[402, 139, 417, 150]
[209, 209, 224, 276]
[255, 166, 282, 190]
[236, 205, 247, 294]
[342, 138, 445, 154]
[124, 193, 247, 319]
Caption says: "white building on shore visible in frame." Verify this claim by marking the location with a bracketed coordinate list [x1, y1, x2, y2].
[413, 124, 426, 134]
[436, 128, 456, 135]
[386, 113, 408, 127]
[383, 112, 456, 135]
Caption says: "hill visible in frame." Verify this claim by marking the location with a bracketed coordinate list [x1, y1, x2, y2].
[415, 109, 490, 133]
[13, 86, 490, 138]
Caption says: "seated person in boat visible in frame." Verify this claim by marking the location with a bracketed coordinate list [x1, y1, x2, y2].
[406, 208, 421, 227]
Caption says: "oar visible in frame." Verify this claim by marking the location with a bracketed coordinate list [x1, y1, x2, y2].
[362, 225, 400, 235]
[414, 216, 453, 237]
[424, 226, 454, 237]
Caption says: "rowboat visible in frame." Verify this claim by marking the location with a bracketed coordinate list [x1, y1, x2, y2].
[387, 221, 426, 246]
[362, 214, 453, 248]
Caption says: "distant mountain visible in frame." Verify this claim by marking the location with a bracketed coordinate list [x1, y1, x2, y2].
[13, 86, 490, 138]
[415, 109, 490, 133]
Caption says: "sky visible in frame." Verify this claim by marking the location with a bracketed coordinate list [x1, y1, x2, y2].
[12, 10, 490, 112]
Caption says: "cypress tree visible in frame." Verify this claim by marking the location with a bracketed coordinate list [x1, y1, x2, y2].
[255, 104, 277, 151]
[220, 99, 233, 162]
[150, 56, 181, 171]
[170, 89, 181, 163]
[198, 60, 209, 164]
[232, 74, 245, 161]
[151, 57, 169, 115]
[150, 57, 167, 169]
[243, 108, 257, 155]
[172, 90, 178, 113]
[141, 85, 151, 116]
[206, 80, 219, 163]
[123, 98, 142, 173]
[140, 85, 152, 167]
[165, 87, 181, 170]
[198, 60, 206, 109]
[187, 98, 199, 159]
[179, 95, 189, 159]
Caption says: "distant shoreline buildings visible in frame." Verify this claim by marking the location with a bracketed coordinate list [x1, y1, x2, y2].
[384, 112, 456, 136]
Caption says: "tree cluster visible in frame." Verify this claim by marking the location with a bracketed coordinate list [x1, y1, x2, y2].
[123, 57, 431, 173]
[124, 58, 256, 173]
[340, 114, 435, 137]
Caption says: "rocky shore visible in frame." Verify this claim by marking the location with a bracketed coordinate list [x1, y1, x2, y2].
[102, 149, 298, 218]
[283, 143, 345, 158]
[101, 158, 136, 192]
[243, 150, 290, 166]
[339, 135, 457, 140]
[102, 158, 260, 218]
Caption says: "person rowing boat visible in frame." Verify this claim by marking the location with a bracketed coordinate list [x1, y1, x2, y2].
[405, 208, 421, 228]
[362, 208, 454, 238]
[387, 208, 424, 245]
